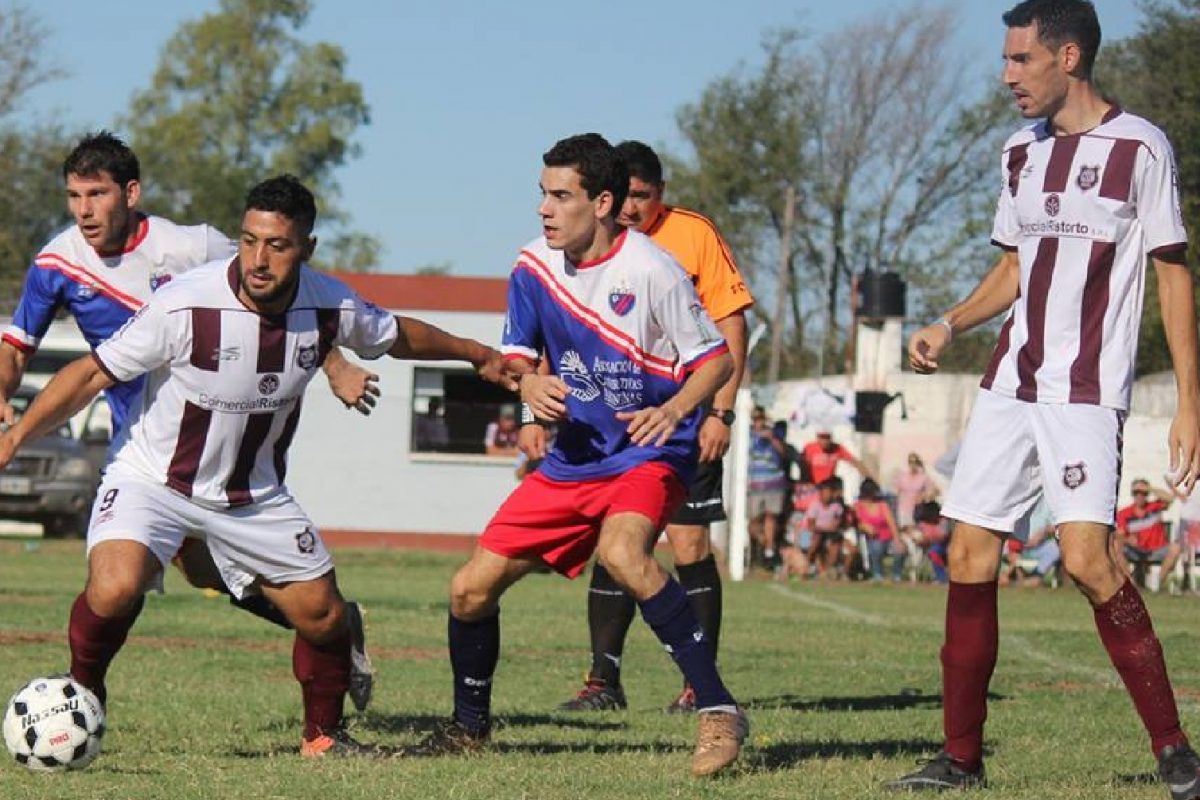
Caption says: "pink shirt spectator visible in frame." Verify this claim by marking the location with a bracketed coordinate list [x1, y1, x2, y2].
[894, 467, 936, 524]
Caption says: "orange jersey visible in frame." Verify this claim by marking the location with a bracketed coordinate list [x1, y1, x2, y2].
[643, 205, 754, 321]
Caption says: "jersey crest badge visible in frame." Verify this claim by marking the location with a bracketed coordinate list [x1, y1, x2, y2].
[1044, 194, 1061, 217]
[258, 374, 280, 395]
[1062, 462, 1087, 490]
[608, 282, 636, 316]
[149, 270, 173, 291]
[76, 282, 96, 300]
[1076, 165, 1100, 191]
[296, 343, 318, 371]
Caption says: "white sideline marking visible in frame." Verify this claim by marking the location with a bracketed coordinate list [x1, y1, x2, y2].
[768, 584, 1121, 686]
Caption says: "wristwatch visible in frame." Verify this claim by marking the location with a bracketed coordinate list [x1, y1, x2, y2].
[709, 408, 736, 426]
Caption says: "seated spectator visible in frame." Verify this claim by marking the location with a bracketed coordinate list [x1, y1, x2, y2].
[1174, 481, 1200, 591]
[1003, 495, 1060, 588]
[913, 500, 950, 584]
[414, 397, 450, 452]
[855, 478, 904, 582]
[800, 476, 847, 580]
[1117, 478, 1180, 590]
[484, 405, 520, 457]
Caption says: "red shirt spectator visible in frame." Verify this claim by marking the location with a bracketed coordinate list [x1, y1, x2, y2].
[802, 432, 871, 484]
[1117, 489, 1170, 551]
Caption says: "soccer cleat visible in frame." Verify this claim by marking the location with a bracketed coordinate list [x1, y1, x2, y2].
[558, 678, 628, 711]
[410, 718, 490, 756]
[344, 601, 375, 712]
[300, 726, 378, 758]
[666, 684, 697, 714]
[885, 752, 986, 792]
[690, 707, 749, 777]
[1159, 743, 1200, 800]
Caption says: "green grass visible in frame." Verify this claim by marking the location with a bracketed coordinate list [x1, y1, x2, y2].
[1, 539, 1199, 799]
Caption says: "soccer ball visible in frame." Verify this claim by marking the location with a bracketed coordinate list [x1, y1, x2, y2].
[2, 675, 105, 771]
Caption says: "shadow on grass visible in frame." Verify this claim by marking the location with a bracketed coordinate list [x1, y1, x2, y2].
[1110, 771, 1159, 787]
[745, 690, 1006, 713]
[228, 737, 683, 760]
[748, 737, 946, 771]
[355, 711, 627, 735]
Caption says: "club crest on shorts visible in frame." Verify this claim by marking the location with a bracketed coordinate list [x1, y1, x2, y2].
[1044, 193, 1061, 217]
[1076, 164, 1100, 191]
[295, 527, 316, 555]
[1062, 462, 1087, 490]
[608, 282, 636, 316]
[296, 343, 318, 371]
[258, 374, 280, 395]
[150, 269, 173, 291]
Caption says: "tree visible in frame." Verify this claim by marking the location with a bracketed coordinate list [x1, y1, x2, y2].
[0, 7, 75, 313]
[1101, 0, 1200, 375]
[122, 0, 379, 271]
[667, 8, 1011, 379]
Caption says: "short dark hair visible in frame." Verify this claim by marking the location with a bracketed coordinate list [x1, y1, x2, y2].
[819, 476, 844, 491]
[859, 478, 881, 499]
[542, 133, 628, 216]
[244, 174, 317, 236]
[1003, 0, 1102, 77]
[63, 130, 140, 186]
[615, 140, 664, 186]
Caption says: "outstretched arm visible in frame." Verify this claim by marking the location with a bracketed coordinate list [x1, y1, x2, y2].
[388, 315, 518, 391]
[909, 250, 1020, 374]
[0, 355, 113, 468]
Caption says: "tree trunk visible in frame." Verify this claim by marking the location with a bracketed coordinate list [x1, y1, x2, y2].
[768, 184, 796, 383]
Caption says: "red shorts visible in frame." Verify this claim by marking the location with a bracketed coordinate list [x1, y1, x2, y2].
[480, 460, 686, 578]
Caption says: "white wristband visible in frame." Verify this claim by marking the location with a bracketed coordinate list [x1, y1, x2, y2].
[520, 403, 537, 425]
[936, 318, 954, 342]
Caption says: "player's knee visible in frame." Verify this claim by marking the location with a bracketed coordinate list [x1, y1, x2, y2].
[292, 599, 345, 644]
[946, 539, 998, 581]
[670, 533, 710, 565]
[84, 577, 144, 618]
[449, 569, 494, 621]
[595, 540, 646, 583]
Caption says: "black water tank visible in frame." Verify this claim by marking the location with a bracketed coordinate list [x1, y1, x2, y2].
[858, 270, 907, 318]
[854, 390, 892, 434]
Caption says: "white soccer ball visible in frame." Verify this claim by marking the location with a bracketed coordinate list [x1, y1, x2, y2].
[2, 675, 105, 772]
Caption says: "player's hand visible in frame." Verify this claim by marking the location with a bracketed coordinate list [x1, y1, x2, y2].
[518, 423, 547, 460]
[0, 432, 16, 471]
[617, 404, 683, 447]
[520, 374, 569, 422]
[908, 324, 952, 374]
[475, 348, 518, 391]
[326, 359, 380, 416]
[698, 414, 731, 462]
[1166, 404, 1200, 494]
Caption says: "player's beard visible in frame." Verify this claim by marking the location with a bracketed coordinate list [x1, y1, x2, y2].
[240, 265, 300, 310]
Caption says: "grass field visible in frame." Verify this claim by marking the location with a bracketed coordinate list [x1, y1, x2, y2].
[2, 540, 1199, 799]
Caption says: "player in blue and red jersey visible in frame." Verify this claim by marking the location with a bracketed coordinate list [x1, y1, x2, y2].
[0, 132, 380, 710]
[416, 133, 747, 777]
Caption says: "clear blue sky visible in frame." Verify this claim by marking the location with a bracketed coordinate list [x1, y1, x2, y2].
[25, 0, 1143, 277]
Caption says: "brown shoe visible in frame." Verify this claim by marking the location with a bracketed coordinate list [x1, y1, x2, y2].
[690, 708, 748, 777]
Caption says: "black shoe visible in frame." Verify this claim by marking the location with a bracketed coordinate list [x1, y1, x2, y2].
[344, 601, 375, 712]
[410, 718, 490, 756]
[558, 678, 627, 711]
[885, 752, 986, 792]
[1159, 744, 1200, 800]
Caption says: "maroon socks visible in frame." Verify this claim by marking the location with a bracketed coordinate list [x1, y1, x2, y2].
[293, 631, 351, 740]
[68, 591, 144, 705]
[940, 581, 999, 770]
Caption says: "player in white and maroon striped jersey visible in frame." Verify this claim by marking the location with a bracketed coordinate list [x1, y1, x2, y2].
[890, 2, 1200, 796]
[0, 175, 515, 758]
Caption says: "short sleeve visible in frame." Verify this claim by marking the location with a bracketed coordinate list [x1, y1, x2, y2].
[991, 148, 1021, 250]
[337, 294, 398, 359]
[500, 264, 543, 361]
[691, 226, 753, 321]
[93, 300, 178, 382]
[1137, 139, 1188, 256]
[652, 270, 728, 370]
[3, 263, 64, 352]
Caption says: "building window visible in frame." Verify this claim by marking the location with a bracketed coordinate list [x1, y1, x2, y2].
[412, 367, 520, 457]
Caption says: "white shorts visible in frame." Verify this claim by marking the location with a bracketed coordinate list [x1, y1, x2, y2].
[943, 390, 1123, 532]
[86, 468, 333, 599]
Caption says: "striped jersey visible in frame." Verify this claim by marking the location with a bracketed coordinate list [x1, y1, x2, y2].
[982, 108, 1187, 410]
[93, 258, 398, 509]
[503, 229, 729, 483]
[3, 215, 236, 432]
